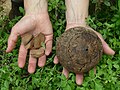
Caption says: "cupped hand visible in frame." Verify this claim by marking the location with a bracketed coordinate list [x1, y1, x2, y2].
[53, 26, 115, 85]
[6, 13, 53, 73]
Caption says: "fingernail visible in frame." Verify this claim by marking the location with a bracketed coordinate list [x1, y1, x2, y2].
[76, 81, 83, 85]
[38, 63, 45, 67]
[18, 63, 24, 68]
[6, 50, 8, 53]
[45, 51, 50, 56]
[111, 50, 115, 55]
[54, 60, 58, 64]
[104, 44, 115, 55]
[108, 46, 115, 55]
[62, 68, 69, 78]
[76, 74, 84, 85]
[28, 69, 34, 74]
[53, 56, 59, 64]
[76, 77, 83, 85]
[6, 48, 9, 53]
[28, 66, 35, 74]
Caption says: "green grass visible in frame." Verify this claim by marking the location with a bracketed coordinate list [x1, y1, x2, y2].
[0, 0, 120, 90]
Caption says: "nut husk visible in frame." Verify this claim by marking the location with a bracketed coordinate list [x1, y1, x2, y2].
[22, 33, 45, 58]
[56, 27, 103, 73]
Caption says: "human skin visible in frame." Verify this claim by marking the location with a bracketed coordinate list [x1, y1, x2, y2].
[54, 0, 115, 85]
[6, 0, 53, 73]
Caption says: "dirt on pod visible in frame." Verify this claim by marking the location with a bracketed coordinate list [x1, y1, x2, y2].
[56, 27, 103, 73]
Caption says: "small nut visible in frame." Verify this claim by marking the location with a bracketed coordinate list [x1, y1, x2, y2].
[30, 47, 45, 58]
[33, 33, 45, 49]
[22, 33, 45, 58]
[22, 33, 33, 46]
[25, 39, 34, 49]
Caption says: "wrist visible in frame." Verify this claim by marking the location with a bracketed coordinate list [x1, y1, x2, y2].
[65, 0, 89, 29]
[24, 0, 48, 15]
[66, 23, 87, 30]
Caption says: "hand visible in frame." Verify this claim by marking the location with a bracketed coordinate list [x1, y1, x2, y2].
[61, 0, 115, 85]
[54, 26, 115, 85]
[6, 13, 53, 73]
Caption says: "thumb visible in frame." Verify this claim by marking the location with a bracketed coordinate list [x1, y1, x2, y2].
[6, 25, 20, 52]
[102, 41, 115, 55]
[96, 32, 115, 55]
[6, 16, 35, 52]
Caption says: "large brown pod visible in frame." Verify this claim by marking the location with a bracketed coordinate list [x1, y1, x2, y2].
[56, 27, 103, 73]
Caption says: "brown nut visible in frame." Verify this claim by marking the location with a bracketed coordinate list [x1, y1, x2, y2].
[22, 33, 45, 50]
[30, 47, 45, 58]
[33, 33, 45, 49]
[22, 33, 45, 58]
[22, 33, 33, 46]
[25, 39, 34, 49]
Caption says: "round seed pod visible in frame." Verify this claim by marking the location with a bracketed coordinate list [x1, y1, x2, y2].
[56, 27, 103, 73]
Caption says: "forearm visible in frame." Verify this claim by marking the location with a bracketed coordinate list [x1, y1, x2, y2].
[24, 0, 48, 15]
[65, 0, 89, 29]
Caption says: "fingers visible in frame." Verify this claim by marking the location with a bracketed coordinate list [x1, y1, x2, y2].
[102, 41, 115, 55]
[94, 67, 96, 74]
[18, 44, 27, 68]
[45, 35, 53, 56]
[62, 67, 84, 85]
[62, 67, 69, 78]
[53, 56, 59, 64]
[28, 55, 37, 74]
[57, 58, 84, 85]
[45, 40, 52, 56]
[6, 16, 35, 52]
[6, 27, 19, 52]
[38, 55, 46, 67]
[76, 73, 84, 85]
[6, 16, 35, 53]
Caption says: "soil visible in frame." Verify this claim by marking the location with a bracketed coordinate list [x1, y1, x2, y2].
[56, 27, 103, 73]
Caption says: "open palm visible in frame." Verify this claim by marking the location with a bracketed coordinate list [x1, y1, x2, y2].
[54, 26, 115, 85]
[6, 14, 53, 73]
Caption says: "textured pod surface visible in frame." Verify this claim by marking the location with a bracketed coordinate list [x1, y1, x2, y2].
[56, 27, 103, 73]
